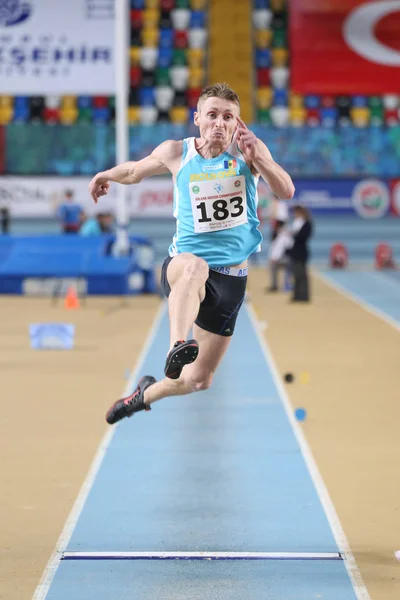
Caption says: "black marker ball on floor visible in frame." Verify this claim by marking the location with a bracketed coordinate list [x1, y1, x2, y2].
[284, 373, 294, 383]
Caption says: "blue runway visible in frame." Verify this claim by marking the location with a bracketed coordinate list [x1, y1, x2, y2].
[318, 270, 400, 328]
[35, 305, 367, 600]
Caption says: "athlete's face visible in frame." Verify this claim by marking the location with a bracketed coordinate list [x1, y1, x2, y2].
[194, 97, 239, 145]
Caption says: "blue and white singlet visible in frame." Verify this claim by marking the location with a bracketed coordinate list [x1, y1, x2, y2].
[168, 137, 262, 267]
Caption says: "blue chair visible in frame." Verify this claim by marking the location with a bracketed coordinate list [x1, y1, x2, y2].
[14, 96, 29, 109]
[158, 47, 173, 67]
[254, 0, 269, 8]
[273, 89, 288, 106]
[304, 95, 320, 109]
[352, 95, 368, 108]
[321, 107, 338, 123]
[93, 107, 110, 123]
[77, 95, 92, 108]
[190, 11, 206, 28]
[130, 0, 144, 8]
[256, 49, 271, 68]
[139, 87, 155, 106]
[13, 96, 30, 121]
[159, 29, 174, 49]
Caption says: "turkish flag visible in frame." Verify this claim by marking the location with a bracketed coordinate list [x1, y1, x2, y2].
[290, 0, 400, 94]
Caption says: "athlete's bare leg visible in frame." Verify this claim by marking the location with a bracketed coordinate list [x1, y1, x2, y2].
[165, 253, 209, 350]
[143, 324, 231, 405]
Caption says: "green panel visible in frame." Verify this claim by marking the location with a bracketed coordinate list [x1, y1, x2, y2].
[78, 108, 92, 122]
[272, 29, 286, 48]
[368, 96, 383, 109]
[257, 109, 271, 124]
[156, 67, 171, 86]
[173, 49, 187, 66]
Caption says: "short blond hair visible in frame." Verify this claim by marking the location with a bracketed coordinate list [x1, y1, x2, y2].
[197, 82, 240, 110]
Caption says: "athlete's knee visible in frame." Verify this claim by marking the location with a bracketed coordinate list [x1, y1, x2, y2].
[182, 255, 209, 285]
[188, 372, 213, 392]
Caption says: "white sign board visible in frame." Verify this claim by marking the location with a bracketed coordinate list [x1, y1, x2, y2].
[0, 0, 115, 94]
[0, 176, 175, 217]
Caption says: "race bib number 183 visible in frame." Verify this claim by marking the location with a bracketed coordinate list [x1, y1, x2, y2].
[189, 176, 248, 233]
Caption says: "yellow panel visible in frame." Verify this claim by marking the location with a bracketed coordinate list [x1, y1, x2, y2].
[187, 48, 205, 68]
[289, 93, 304, 109]
[272, 48, 288, 66]
[128, 106, 140, 124]
[191, 0, 207, 9]
[145, 0, 159, 7]
[189, 66, 205, 88]
[351, 107, 370, 124]
[59, 108, 78, 124]
[289, 107, 306, 123]
[0, 96, 13, 108]
[61, 96, 77, 109]
[142, 8, 159, 28]
[130, 47, 140, 65]
[141, 28, 159, 47]
[170, 107, 189, 123]
[270, 0, 286, 10]
[0, 106, 13, 125]
[209, 0, 253, 122]
[255, 29, 272, 49]
[257, 87, 273, 109]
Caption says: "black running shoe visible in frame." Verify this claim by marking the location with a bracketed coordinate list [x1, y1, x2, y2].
[105, 376, 156, 425]
[164, 339, 199, 380]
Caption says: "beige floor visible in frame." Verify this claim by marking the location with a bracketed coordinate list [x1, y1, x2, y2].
[0, 295, 160, 600]
[249, 268, 400, 600]
[0, 272, 399, 600]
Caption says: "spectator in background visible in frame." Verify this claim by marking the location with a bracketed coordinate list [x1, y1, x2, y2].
[287, 205, 313, 303]
[57, 189, 84, 234]
[1, 207, 10, 234]
[269, 195, 289, 241]
[266, 219, 292, 292]
[80, 212, 115, 236]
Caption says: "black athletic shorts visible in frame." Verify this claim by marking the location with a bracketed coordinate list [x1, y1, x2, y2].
[160, 256, 247, 337]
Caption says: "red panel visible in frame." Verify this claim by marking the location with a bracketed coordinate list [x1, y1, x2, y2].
[43, 108, 60, 123]
[130, 9, 143, 29]
[290, 0, 400, 94]
[384, 108, 399, 124]
[187, 87, 201, 109]
[161, 0, 175, 9]
[93, 96, 108, 108]
[257, 68, 270, 87]
[174, 30, 188, 49]
[130, 66, 142, 87]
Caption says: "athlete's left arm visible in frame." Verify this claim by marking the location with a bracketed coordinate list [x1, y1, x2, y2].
[236, 118, 295, 200]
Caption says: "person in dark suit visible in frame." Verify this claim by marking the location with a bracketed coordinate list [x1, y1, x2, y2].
[287, 205, 313, 302]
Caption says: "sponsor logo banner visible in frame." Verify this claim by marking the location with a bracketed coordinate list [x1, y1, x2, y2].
[290, 0, 400, 94]
[0, 176, 174, 217]
[0, 0, 115, 94]
[0, 176, 395, 219]
[390, 179, 400, 216]
[263, 179, 391, 218]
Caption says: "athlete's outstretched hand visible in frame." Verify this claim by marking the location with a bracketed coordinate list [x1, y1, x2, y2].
[236, 118, 259, 162]
[89, 173, 111, 203]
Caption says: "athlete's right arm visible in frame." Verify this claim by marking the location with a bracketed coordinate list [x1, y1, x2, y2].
[89, 140, 181, 203]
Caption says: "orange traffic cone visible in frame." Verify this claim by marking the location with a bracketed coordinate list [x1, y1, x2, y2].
[64, 286, 80, 310]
